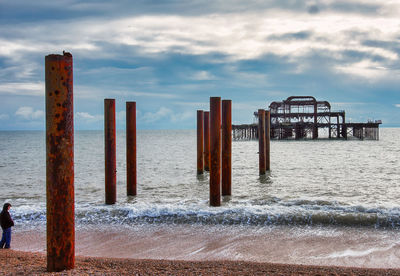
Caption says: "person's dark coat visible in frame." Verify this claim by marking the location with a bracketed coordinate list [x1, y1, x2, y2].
[0, 203, 14, 230]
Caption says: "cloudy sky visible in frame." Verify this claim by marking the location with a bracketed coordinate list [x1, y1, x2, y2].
[1, 0, 399, 130]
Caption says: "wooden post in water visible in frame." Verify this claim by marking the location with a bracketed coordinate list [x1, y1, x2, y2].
[197, 110, 204, 174]
[45, 52, 75, 272]
[204, 111, 210, 171]
[258, 109, 266, 175]
[104, 99, 116, 204]
[210, 97, 221, 206]
[265, 110, 271, 171]
[222, 100, 232, 196]
[126, 102, 137, 196]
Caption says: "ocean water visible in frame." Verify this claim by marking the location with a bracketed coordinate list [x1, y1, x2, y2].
[0, 128, 399, 229]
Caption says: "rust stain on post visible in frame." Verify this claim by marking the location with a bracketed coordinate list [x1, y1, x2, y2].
[265, 110, 271, 171]
[197, 110, 204, 174]
[258, 109, 266, 175]
[105, 99, 116, 204]
[210, 97, 221, 206]
[222, 100, 232, 196]
[126, 102, 137, 196]
[45, 52, 75, 272]
[204, 111, 210, 171]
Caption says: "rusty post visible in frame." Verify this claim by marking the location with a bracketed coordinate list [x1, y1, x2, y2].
[204, 111, 210, 171]
[222, 100, 232, 196]
[210, 97, 221, 206]
[45, 52, 75, 272]
[265, 110, 271, 171]
[105, 99, 116, 204]
[126, 102, 137, 196]
[197, 110, 204, 174]
[258, 109, 266, 175]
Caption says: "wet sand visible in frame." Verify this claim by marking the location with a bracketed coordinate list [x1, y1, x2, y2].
[9, 224, 400, 270]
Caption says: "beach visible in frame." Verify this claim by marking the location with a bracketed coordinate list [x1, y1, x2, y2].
[2, 250, 400, 275]
[2, 224, 400, 275]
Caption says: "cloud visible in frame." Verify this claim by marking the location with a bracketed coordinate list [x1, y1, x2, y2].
[170, 111, 193, 122]
[141, 107, 173, 123]
[0, 114, 10, 120]
[15, 106, 44, 120]
[395, 104, 400, 108]
[0, 82, 44, 96]
[76, 112, 103, 121]
[190, 71, 216, 80]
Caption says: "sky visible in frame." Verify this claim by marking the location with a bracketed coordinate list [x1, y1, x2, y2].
[0, 0, 399, 130]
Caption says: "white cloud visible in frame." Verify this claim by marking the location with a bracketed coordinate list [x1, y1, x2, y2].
[0, 114, 9, 120]
[335, 60, 392, 80]
[0, 82, 44, 96]
[141, 107, 173, 123]
[116, 110, 126, 122]
[76, 112, 103, 122]
[190, 71, 216, 81]
[15, 106, 44, 120]
[395, 104, 400, 108]
[171, 111, 193, 122]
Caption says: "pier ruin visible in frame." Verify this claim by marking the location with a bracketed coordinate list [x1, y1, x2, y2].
[233, 96, 381, 141]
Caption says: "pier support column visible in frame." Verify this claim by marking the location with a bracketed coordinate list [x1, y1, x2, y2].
[258, 109, 266, 175]
[197, 110, 204, 174]
[204, 111, 210, 171]
[45, 52, 75, 272]
[222, 100, 232, 196]
[105, 99, 116, 204]
[265, 110, 271, 171]
[210, 97, 221, 206]
[126, 102, 137, 196]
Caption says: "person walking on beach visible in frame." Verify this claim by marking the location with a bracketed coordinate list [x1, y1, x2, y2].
[0, 203, 14, 249]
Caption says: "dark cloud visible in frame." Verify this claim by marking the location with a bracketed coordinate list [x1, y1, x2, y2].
[0, 0, 385, 24]
[268, 31, 313, 41]
[307, 5, 320, 14]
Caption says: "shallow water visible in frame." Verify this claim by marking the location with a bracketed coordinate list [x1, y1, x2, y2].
[1, 128, 399, 229]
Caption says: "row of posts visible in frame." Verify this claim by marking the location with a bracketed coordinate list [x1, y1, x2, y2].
[197, 97, 232, 207]
[104, 99, 137, 204]
[45, 53, 271, 272]
[45, 53, 138, 272]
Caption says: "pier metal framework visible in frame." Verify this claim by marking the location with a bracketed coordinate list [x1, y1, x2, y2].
[232, 96, 381, 141]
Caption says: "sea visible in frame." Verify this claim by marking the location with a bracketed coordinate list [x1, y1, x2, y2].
[1, 128, 400, 267]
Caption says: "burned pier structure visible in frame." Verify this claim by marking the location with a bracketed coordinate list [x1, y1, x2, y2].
[233, 96, 381, 141]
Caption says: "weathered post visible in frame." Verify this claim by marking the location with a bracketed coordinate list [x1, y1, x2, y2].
[265, 110, 271, 171]
[210, 97, 221, 206]
[105, 99, 116, 204]
[45, 52, 75, 272]
[204, 111, 210, 171]
[197, 110, 204, 174]
[222, 100, 232, 196]
[126, 102, 137, 196]
[258, 109, 266, 175]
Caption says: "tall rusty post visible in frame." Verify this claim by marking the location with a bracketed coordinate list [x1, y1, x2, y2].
[210, 97, 221, 206]
[204, 111, 210, 171]
[197, 110, 204, 174]
[258, 109, 266, 175]
[126, 102, 137, 196]
[265, 110, 271, 171]
[45, 52, 75, 272]
[222, 100, 232, 196]
[105, 99, 116, 204]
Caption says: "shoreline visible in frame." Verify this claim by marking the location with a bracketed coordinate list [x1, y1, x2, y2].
[9, 223, 400, 269]
[2, 250, 400, 275]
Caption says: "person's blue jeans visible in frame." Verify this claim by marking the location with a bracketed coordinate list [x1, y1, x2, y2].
[0, 228, 11, 249]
